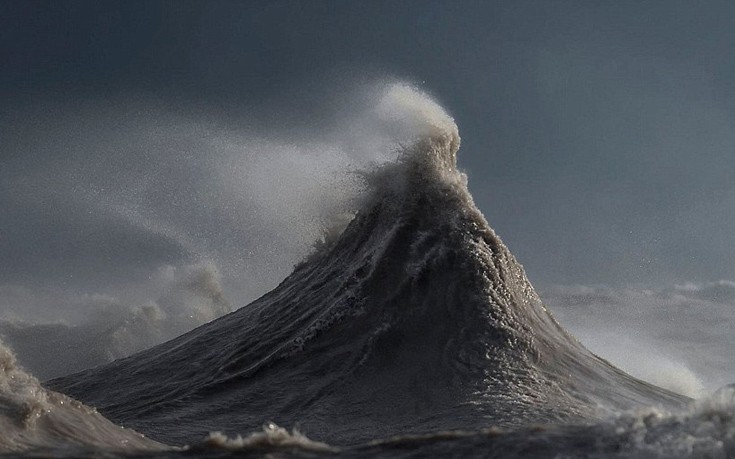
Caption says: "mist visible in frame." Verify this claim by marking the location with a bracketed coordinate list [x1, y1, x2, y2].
[0, 81, 461, 379]
[546, 281, 735, 397]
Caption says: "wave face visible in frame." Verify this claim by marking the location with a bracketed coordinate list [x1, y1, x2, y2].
[48, 86, 686, 446]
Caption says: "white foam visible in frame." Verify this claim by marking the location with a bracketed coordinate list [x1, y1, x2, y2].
[201, 422, 337, 452]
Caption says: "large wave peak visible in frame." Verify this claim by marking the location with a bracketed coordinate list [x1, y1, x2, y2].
[47, 82, 688, 447]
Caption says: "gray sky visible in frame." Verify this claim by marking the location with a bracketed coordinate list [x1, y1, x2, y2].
[2, 0, 735, 292]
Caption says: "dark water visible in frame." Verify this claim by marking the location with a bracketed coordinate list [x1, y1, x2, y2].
[2, 87, 733, 458]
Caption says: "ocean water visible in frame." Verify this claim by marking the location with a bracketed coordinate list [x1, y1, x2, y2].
[2, 84, 734, 458]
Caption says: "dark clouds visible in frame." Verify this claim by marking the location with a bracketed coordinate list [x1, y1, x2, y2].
[2, 1, 735, 286]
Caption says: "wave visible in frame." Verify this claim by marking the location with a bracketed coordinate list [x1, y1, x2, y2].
[47, 85, 687, 447]
[0, 340, 163, 454]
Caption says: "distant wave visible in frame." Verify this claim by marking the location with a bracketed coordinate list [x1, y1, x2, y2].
[0, 263, 231, 380]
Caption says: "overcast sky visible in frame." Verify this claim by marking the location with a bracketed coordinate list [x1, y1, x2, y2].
[2, 0, 735, 291]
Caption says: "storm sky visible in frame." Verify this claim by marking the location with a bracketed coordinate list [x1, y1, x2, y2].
[2, 0, 735, 290]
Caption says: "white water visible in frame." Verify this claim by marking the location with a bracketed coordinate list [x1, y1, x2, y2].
[0, 340, 164, 453]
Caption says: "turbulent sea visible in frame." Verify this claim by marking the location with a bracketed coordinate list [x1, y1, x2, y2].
[2, 85, 735, 458]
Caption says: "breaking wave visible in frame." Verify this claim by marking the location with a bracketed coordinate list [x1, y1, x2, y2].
[47, 85, 685, 445]
[2, 83, 727, 458]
